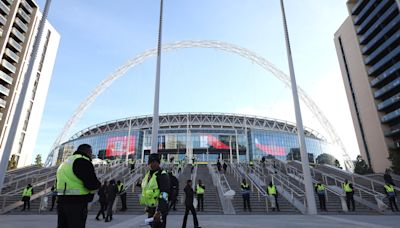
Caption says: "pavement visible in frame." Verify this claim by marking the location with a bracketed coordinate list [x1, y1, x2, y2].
[0, 214, 400, 228]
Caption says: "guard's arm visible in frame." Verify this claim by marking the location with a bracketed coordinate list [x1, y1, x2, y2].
[73, 159, 101, 191]
[156, 172, 170, 213]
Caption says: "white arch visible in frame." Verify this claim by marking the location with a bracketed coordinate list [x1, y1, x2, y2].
[45, 40, 353, 170]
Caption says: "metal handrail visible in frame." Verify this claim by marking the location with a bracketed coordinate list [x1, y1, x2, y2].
[208, 163, 235, 214]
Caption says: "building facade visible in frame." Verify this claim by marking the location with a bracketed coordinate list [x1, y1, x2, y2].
[0, 0, 60, 168]
[334, 0, 399, 172]
[55, 113, 335, 166]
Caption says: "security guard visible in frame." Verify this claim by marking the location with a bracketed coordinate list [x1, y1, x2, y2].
[267, 182, 280, 211]
[196, 180, 205, 211]
[315, 183, 327, 211]
[140, 154, 170, 228]
[117, 180, 127, 211]
[241, 179, 251, 211]
[56, 144, 101, 228]
[21, 184, 33, 211]
[342, 179, 355, 211]
[384, 182, 399, 212]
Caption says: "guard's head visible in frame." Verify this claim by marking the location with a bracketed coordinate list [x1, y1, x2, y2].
[117, 180, 121, 185]
[148, 153, 161, 170]
[242, 178, 246, 183]
[198, 179, 202, 184]
[77, 144, 93, 158]
[344, 179, 348, 183]
[269, 181, 273, 186]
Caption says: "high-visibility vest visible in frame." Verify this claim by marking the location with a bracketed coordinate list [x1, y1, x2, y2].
[196, 185, 205, 194]
[241, 183, 249, 189]
[56, 154, 92, 195]
[315, 184, 326, 193]
[22, 187, 32, 197]
[268, 185, 277, 195]
[117, 183, 124, 192]
[342, 183, 353, 193]
[384, 184, 395, 193]
[140, 170, 167, 207]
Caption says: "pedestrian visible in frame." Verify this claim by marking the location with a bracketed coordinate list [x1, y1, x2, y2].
[216, 161, 221, 172]
[196, 179, 205, 211]
[169, 171, 179, 211]
[384, 169, 394, 186]
[50, 185, 57, 211]
[182, 180, 201, 228]
[140, 153, 170, 228]
[315, 182, 327, 211]
[342, 179, 355, 211]
[96, 181, 108, 220]
[223, 162, 228, 173]
[129, 159, 135, 173]
[21, 184, 33, 211]
[267, 182, 279, 211]
[56, 144, 101, 228]
[117, 180, 127, 211]
[241, 179, 251, 212]
[384, 181, 399, 212]
[105, 180, 118, 222]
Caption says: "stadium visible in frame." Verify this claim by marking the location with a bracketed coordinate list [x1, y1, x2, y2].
[54, 113, 335, 165]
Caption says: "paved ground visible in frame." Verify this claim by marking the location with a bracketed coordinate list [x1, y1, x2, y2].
[0, 214, 400, 228]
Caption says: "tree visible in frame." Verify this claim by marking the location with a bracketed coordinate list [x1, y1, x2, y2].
[35, 154, 43, 167]
[388, 150, 400, 175]
[354, 155, 373, 175]
[316, 153, 341, 168]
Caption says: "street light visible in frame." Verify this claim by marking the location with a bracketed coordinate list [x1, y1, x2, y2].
[279, 0, 317, 214]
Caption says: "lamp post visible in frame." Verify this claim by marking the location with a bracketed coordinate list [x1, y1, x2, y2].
[279, 0, 317, 214]
[0, 0, 53, 192]
[150, 0, 164, 155]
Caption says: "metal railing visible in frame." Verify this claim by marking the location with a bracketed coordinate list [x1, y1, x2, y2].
[208, 163, 235, 214]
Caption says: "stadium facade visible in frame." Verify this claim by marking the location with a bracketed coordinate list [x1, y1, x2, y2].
[55, 113, 335, 165]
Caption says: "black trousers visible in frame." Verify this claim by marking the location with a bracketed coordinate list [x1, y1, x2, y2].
[271, 195, 280, 211]
[318, 194, 326, 211]
[120, 193, 127, 210]
[346, 192, 355, 211]
[242, 194, 251, 210]
[57, 203, 88, 228]
[147, 207, 168, 228]
[96, 201, 107, 219]
[197, 194, 204, 211]
[388, 197, 399, 212]
[22, 196, 30, 210]
[51, 195, 57, 210]
[106, 198, 115, 220]
[182, 205, 199, 228]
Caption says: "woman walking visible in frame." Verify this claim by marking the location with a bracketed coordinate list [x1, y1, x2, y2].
[95, 181, 108, 220]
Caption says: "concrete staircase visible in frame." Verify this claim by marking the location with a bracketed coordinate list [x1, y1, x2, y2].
[195, 164, 223, 214]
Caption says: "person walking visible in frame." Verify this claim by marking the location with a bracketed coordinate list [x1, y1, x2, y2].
[95, 181, 108, 221]
[182, 180, 201, 228]
[241, 179, 251, 212]
[105, 180, 118, 222]
[56, 144, 101, 228]
[21, 184, 33, 211]
[140, 154, 170, 228]
[216, 161, 222, 172]
[169, 171, 179, 211]
[315, 183, 327, 211]
[50, 185, 57, 211]
[384, 169, 394, 186]
[223, 162, 228, 173]
[342, 179, 355, 211]
[384, 182, 399, 212]
[117, 180, 127, 211]
[129, 159, 135, 173]
[267, 182, 279, 211]
[196, 180, 205, 211]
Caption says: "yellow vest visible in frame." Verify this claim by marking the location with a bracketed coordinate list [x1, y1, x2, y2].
[315, 184, 326, 192]
[118, 183, 124, 192]
[56, 154, 92, 195]
[342, 183, 353, 193]
[22, 187, 32, 197]
[384, 184, 395, 193]
[140, 170, 167, 207]
[196, 184, 205, 194]
[268, 185, 277, 195]
[241, 183, 249, 189]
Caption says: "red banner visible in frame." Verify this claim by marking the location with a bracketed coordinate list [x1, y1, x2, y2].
[106, 136, 135, 157]
[255, 138, 285, 156]
[207, 135, 230, 150]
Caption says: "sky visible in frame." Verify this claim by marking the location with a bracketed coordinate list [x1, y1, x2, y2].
[33, 0, 359, 163]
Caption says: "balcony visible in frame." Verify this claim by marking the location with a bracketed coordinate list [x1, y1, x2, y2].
[5, 48, 19, 63]
[377, 93, 400, 111]
[1, 59, 16, 74]
[351, 0, 368, 15]
[371, 62, 400, 87]
[8, 38, 22, 52]
[0, 0, 10, 15]
[0, 97, 5, 108]
[0, 69, 13, 84]
[374, 77, 400, 99]
[17, 8, 30, 23]
[365, 31, 400, 65]
[21, 1, 33, 14]
[0, 84, 10, 96]
[362, 16, 400, 53]
[368, 45, 400, 76]
[14, 17, 28, 33]
[382, 108, 400, 123]
[0, 13, 6, 26]
[354, 0, 376, 26]
[11, 27, 25, 42]
[3, 0, 13, 6]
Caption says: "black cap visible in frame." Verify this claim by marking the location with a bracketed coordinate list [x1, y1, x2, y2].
[148, 154, 161, 164]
